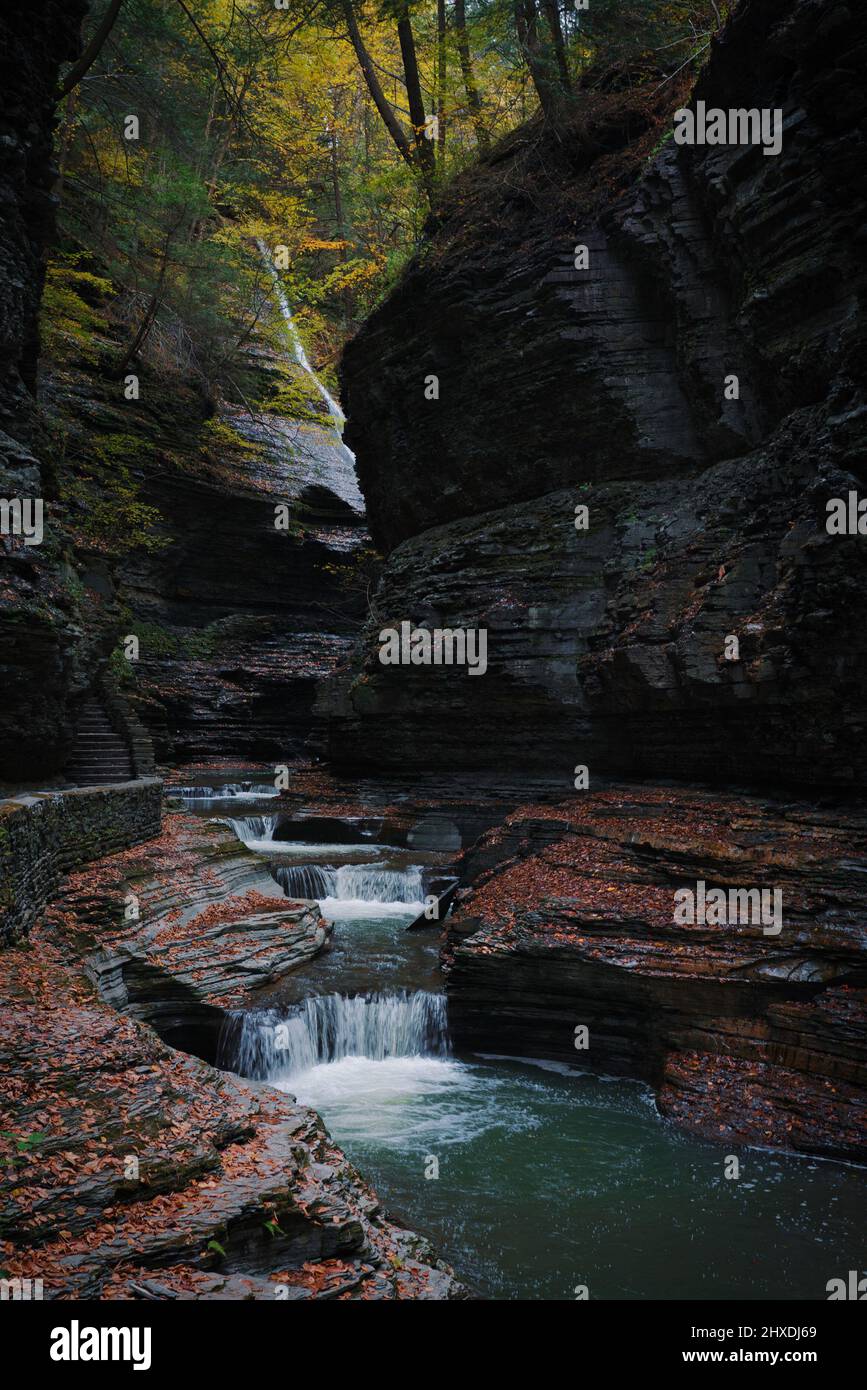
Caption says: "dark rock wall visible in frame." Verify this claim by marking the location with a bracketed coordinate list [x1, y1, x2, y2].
[123, 469, 367, 765]
[332, 0, 867, 790]
[0, 1, 87, 436]
[40, 358, 372, 767]
[0, 2, 125, 784]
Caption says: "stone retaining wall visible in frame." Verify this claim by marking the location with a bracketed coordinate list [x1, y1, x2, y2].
[0, 779, 162, 944]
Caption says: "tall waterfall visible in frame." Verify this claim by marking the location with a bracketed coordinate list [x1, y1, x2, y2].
[248, 239, 363, 517]
[256, 237, 345, 424]
[219, 990, 449, 1081]
[272, 862, 423, 905]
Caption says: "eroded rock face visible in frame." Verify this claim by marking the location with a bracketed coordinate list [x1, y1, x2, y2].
[1, 1, 372, 784]
[0, 812, 464, 1299]
[39, 352, 372, 770]
[443, 786, 867, 1164]
[46, 813, 329, 1055]
[0, 2, 124, 783]
[0, 920, 463, 1299]
[332, 0, 867, 789]
[0, 2, 87, 432]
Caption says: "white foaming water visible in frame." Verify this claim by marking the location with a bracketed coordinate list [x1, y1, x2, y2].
[223, 990, 447, 1072]
[223, 815, 278, 851]
[266, 841, 384, 859]
[317, 896, 424, 918]
[271, 862, 424, 913]
[284, 1055, 470, 1147]
[221, 820, 385, 859]
[173, 784, 278, 801]
[221, 991, 463, 1145]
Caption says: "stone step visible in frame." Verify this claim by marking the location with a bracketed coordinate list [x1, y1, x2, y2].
[67, 762, 132, 771]
[68, 767, 132, 774]
[72, 729, 129, 738]
[65, 774, 135, 785]
[66, 691, 135, 787]
[67, 753, 131, 762]
[68, 740, 126, 750]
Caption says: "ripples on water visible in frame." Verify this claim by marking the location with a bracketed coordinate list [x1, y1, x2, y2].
[223, 988, 866, 1301]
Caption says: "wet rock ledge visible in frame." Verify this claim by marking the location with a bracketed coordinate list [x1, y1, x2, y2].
[0, 815, 465, 1300]
[444, 786, 867, 1165]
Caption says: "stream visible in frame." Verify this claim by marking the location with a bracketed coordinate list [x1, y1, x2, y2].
[181, 781, 864, 1301]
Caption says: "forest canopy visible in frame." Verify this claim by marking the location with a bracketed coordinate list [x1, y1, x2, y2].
[49, 0, 727, 401]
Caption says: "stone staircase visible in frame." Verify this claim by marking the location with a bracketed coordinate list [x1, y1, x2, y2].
[65, 695, 135, 786]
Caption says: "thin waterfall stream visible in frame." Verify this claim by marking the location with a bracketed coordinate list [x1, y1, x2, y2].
[256, 237, 347, 425]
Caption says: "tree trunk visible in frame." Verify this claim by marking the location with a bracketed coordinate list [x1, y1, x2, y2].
[341, 0, 415, 172]
[331, 131, 344, 238]
[59, 0, 125, 97]
[436, 0, 447, 163]
[396, 3, 436, 196]
[453, 0, 488, 151]
[114, 223, 176, 377]
[542, 0, 571, 92]
[514, 0, 565, 120]
[55, 89, 78, 199]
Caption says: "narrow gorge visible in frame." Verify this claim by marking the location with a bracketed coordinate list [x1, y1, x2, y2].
[0, 0, 865, 1319]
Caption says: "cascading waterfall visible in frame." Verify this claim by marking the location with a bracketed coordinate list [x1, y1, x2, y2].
[224, 814, 277, 847]
[272, 862, 423, 904]
[272, 864, 335, 898]
[247, 240, 364, 516]
[219, 990, 449, 1082]
[173, 784, 278, 801]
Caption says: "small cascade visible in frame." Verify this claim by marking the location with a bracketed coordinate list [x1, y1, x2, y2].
[172, 784, 278, 801]
[271, 862, 423, 906]
[224, 815, 278, 847]
[219, 990, 449, 1081]
[334, 863, 423, 903]
[272, 864, 336, 898]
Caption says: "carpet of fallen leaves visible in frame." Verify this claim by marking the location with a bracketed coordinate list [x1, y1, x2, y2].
[0, 808, 464, 1300]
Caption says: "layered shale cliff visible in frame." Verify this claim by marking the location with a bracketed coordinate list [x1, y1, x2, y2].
[0, 0, 374, 782]
[0, 1, 117, 783]
[331, 0, 867, 789]
[443, 788, 867, 1164]
[41, 328, 371, 768]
